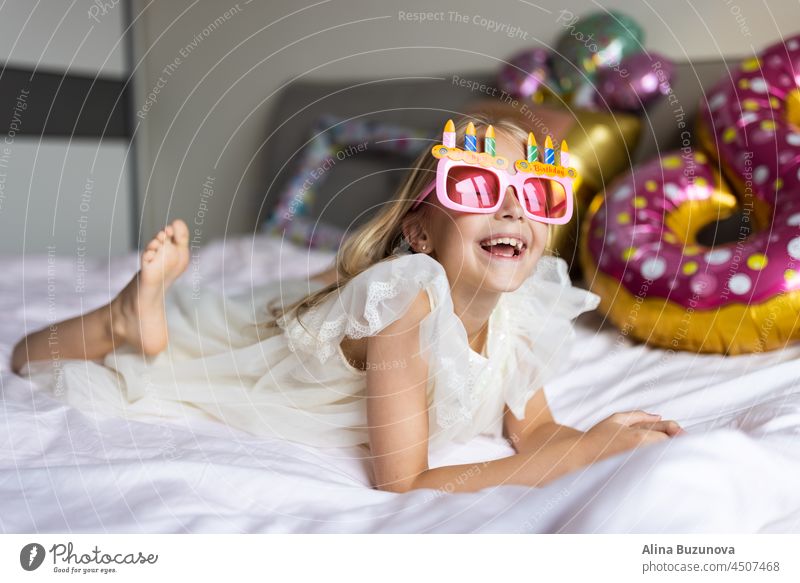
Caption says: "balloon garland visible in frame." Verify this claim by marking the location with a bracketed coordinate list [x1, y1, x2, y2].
[497, 11, 675, 111]
[581, 34, 800, 354]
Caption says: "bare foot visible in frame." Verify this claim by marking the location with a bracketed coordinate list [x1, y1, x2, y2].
[109, 219, 190, 355]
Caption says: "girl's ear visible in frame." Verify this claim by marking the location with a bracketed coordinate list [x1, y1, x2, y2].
[401, 213, 430, 253]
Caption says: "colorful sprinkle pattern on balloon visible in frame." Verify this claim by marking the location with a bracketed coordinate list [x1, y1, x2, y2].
[586, 151, 800, 310]
[700, 34, 800, 214]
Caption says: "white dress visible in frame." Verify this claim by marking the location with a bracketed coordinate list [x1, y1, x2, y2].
[20, 252, 601, 453]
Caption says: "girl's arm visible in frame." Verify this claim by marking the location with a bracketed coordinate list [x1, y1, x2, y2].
[365, 290, 432, 493]
[503, 384, 686, 459]
[502, 388, 584, 455]
[364, 290, 669, 494]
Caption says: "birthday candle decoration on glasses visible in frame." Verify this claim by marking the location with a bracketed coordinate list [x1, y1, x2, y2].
[544, 135, 555, 165]
[527, 132, 538, 162]
[484, 125, 496, 156]
[442, 119, 456, 147]
[560, 139, 570, 167]
[465, 122, 477, 152]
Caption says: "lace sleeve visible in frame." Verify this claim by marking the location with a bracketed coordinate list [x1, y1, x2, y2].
[276, 253, 449, 364]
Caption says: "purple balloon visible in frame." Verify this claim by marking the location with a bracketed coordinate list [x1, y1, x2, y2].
[596, 52, 675, 111]
[497, 48, 552, 100]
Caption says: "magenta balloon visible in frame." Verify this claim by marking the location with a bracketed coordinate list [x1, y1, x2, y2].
[701, 33, 800, 209]
[584, 150, 800, 311]
[497, 48, 552, 99]
[596, 52, 675, 111]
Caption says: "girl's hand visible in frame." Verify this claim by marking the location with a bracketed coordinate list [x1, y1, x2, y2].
[629, 419, 687, 437]
[583, 410, 684, 461]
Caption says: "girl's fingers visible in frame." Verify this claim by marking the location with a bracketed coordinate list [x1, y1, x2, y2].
[630, 420, 685, 436]
[614, 410, 662, 426]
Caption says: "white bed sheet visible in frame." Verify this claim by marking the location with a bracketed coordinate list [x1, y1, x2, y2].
[2, 234, 800, 533]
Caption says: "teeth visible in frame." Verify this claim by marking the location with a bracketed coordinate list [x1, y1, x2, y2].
[480, 236, 525, 251]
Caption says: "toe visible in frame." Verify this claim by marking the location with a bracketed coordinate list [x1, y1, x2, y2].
[171, 219, 190, 244]
[146, 239, 160, 251]
[156, 231, 166, 243]
[165, 225, 174, 238]
[143, 249, 157, 263]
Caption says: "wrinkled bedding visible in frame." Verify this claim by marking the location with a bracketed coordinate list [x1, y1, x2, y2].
[2, 234, 799, 533]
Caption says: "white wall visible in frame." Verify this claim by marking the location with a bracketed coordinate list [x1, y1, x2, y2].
[0, 0, 127, 76]
[0, 137, 133, 257]
[0, 0, 132, 257]
[129, 0, 800, 244]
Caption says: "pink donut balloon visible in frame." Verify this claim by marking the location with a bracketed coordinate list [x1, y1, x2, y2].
[580, 149, 800, 355]
[698, 34, 800, 226]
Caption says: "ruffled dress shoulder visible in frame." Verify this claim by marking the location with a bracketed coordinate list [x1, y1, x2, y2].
[19, 251, 600, 453]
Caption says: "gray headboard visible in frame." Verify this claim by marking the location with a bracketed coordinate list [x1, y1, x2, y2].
[260, 59, 731, 232]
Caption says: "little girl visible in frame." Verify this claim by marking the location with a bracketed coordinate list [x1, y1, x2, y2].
[12, 114, 684, 493]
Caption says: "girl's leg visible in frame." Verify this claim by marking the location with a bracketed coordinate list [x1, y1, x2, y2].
[11, 302, 118, 371]
[11, 219, 191, 374]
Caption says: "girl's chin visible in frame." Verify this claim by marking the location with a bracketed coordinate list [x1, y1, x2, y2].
[472, 254, 533, 290]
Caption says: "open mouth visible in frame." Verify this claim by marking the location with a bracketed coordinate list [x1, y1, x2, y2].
[478, 236, 527, 259]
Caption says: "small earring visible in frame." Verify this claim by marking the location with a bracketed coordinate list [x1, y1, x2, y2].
[421, 245, 427, 251]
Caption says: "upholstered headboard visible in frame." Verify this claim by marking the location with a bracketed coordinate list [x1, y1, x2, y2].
[259, 59, 730, 233]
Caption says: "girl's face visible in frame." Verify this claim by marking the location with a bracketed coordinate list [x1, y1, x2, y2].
[424, 129, 549, 293]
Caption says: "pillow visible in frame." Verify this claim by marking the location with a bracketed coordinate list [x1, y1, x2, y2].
[261, 114, 430, 250]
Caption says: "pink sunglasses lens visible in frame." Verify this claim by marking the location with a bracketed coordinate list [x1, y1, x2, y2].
[521, 178, 568, 219]
[445, 167, 500, 209]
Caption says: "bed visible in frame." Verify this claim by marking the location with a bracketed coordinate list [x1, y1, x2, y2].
[2, 233, 800, 533]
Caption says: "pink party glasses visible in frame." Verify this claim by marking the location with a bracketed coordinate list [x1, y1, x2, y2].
[410, 120, 578, 225]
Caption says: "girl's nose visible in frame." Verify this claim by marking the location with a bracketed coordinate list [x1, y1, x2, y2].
[497, 186, 524, 220]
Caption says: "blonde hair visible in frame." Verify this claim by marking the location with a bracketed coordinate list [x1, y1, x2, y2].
[261, 113, 553, 330]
